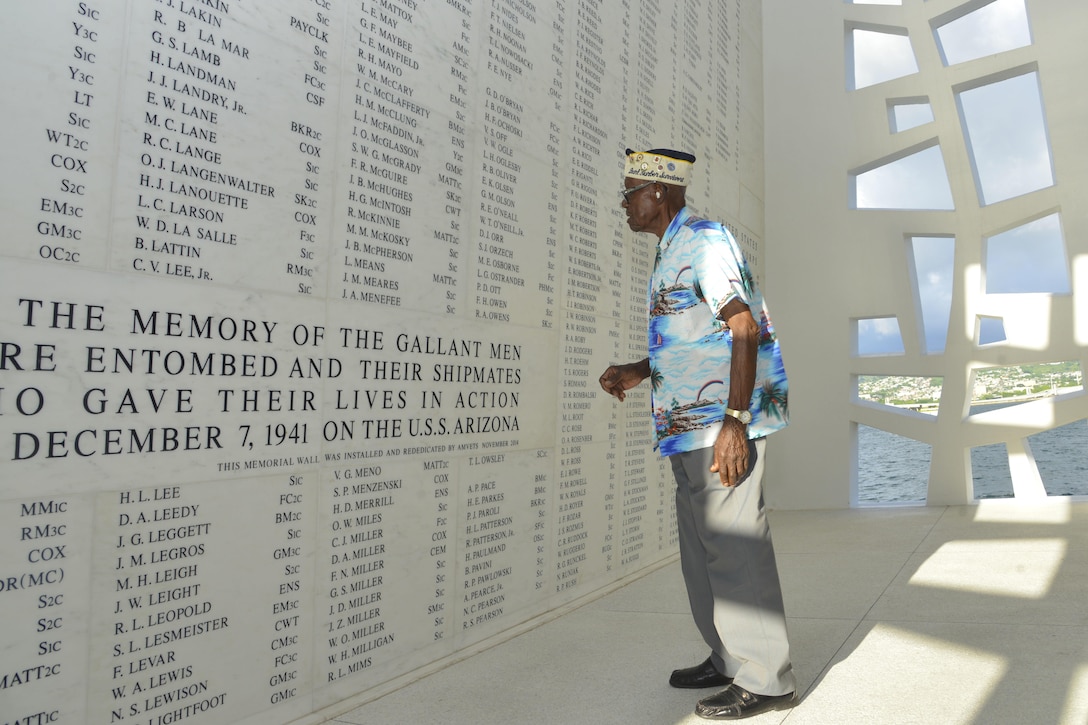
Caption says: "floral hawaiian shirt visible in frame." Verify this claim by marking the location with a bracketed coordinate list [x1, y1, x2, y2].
[648, 207, 789, 456]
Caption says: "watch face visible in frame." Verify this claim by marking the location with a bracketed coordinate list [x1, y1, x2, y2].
[727, 408, 752, 424]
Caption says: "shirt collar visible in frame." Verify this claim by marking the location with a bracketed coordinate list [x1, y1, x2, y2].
[658, 206, 694, 254]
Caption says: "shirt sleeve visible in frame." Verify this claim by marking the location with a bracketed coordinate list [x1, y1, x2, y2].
[690, 223, 755, 319]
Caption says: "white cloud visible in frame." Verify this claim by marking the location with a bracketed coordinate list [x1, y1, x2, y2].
[986, 214, 1071, 294]
[852, 29, 918, 89]
[911, 236, 955, 353]
[856, 146, 954, 210]
[858, 317, 905, 355]
[958, 71, 1053, 204]
[936, 0, 1031, 66]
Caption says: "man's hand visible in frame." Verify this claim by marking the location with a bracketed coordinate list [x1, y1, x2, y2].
[598, 359, 650, 402]
[709, 418, 749, 486]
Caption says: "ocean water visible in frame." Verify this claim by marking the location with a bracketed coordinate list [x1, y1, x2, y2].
[857, 405, 1088, 503]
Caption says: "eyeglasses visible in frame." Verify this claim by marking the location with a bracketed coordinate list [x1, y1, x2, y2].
[620, 180, 657, 202]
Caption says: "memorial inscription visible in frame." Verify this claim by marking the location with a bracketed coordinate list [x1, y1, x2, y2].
[103, 485, 229, 725]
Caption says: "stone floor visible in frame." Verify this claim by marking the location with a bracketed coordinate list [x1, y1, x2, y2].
[325, 500, 1088, 725]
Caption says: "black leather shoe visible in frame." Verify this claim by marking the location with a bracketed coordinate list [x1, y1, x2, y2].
[695, 684, 795, 719]
[669, 656, 733, 689]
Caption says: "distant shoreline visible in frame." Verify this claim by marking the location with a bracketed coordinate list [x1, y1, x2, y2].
[884, 386, 1082, 411]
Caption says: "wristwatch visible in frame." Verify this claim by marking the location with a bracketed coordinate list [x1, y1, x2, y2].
[724, 407, 752, 424]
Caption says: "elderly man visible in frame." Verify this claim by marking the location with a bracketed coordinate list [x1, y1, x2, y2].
[599, 149, 795, 719]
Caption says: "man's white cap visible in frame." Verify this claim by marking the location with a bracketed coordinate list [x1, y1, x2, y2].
[624, 147, 696, 187]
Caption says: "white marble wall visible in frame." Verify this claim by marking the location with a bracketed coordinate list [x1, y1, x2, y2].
[0, 2, 764, 722]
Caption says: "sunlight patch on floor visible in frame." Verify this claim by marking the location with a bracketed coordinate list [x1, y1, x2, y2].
[824, 623, 1006, 721]
[1061, 663, 1088, 724]
[909, 539, 1066, 598]
[972, 497, 1072, 524]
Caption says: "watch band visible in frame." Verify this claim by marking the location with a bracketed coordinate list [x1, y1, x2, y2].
[724, 407, 752, 424]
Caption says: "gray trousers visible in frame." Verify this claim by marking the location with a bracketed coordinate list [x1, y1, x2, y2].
[670, 438, 796, 696]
